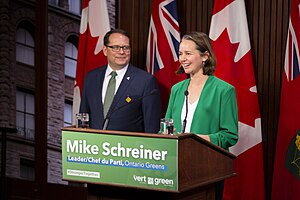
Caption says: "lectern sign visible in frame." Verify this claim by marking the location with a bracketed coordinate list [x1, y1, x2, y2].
[62, 130, 178, 191]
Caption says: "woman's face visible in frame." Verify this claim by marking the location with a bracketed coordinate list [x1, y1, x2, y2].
[178, 39, 207, 75]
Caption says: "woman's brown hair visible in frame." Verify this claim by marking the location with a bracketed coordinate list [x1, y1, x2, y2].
[176, 32, 216, 75]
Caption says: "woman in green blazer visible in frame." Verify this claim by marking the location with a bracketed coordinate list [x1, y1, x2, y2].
[165, 32, 238, 150]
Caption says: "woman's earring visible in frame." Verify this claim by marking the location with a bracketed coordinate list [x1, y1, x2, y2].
[202, 60, 206, 66]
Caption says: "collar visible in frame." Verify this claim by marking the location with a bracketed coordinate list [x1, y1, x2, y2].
[105, 64, 129, 78]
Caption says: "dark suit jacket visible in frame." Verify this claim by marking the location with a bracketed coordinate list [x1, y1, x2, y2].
[79, 64, 161, 133]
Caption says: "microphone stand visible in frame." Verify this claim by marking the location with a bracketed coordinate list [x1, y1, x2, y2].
[103, 117, 110, 130]
[182, 90, 189, 133]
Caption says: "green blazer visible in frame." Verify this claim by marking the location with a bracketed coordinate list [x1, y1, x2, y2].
[165, 75, 238, 150]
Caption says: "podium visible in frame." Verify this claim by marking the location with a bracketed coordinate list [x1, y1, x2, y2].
[61, 127, 236, 200]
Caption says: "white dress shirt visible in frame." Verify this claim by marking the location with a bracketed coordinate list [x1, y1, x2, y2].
[181, 97, 199, 133]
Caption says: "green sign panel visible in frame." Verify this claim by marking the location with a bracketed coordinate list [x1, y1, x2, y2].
[62, 131, 178, 191]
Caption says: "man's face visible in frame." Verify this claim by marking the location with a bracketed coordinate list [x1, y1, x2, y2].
[103, 33, 131, 70]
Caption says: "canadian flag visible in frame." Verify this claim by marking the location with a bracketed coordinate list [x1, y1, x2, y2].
[209, 0, 265, 199]
[72, 0, 110, 122]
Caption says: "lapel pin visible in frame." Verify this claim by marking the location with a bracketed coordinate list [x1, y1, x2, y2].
[126, 76, 130, 80]
[126, 97, 132, 103]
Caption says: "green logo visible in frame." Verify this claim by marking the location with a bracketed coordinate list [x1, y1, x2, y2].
[285, 130, 300, 179]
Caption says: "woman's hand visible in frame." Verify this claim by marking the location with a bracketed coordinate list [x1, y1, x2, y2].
[197, 134, 211, 142]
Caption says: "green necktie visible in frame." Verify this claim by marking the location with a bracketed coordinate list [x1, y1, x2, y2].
[103, 71, 117, 117]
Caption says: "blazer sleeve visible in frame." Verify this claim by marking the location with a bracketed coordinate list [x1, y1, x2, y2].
[79, 74, 90, 114]
[142, 75, 161, 133]
[209, 87, 239, 149]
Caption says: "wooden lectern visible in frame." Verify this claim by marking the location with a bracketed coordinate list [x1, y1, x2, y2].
[62, 127, 236, 200]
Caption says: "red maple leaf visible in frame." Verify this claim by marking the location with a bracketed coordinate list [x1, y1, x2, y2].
[76, 27, 107, 92]
[212, 29, 260, 127]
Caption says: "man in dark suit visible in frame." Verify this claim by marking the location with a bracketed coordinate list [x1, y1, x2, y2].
[79, 29, 161, 133]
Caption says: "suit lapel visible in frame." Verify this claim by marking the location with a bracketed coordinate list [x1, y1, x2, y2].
[96, 66, 107, 119]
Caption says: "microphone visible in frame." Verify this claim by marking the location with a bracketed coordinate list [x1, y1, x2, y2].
[181, 90, 189, 133]
[102, 89, 158, 130]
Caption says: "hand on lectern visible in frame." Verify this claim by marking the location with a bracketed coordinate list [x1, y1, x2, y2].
[196, 134, 211, 142]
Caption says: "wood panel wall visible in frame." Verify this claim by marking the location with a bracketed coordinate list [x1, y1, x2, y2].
[118, 0, 291, 199]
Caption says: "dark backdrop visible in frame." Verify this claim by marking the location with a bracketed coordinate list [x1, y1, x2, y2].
[117, 0, 291, 199]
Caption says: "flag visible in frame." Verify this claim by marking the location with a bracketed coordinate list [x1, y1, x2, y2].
[72, 0, 110, 123]
[271, 0, 300, 199]
[146, 0, 185, 114]
[209, 0, 265, 199]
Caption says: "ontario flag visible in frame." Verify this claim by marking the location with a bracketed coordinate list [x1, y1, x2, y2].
[72, 0, 110, 122]
[271, 0, 300, 199]
[146, 0, 185, 114]
[209, 0, 265, 199]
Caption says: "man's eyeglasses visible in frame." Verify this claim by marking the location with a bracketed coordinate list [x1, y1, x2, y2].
[106, 45, 131, 52]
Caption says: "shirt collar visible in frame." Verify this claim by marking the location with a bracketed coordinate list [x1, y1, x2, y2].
[105, 64, 129, 78]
